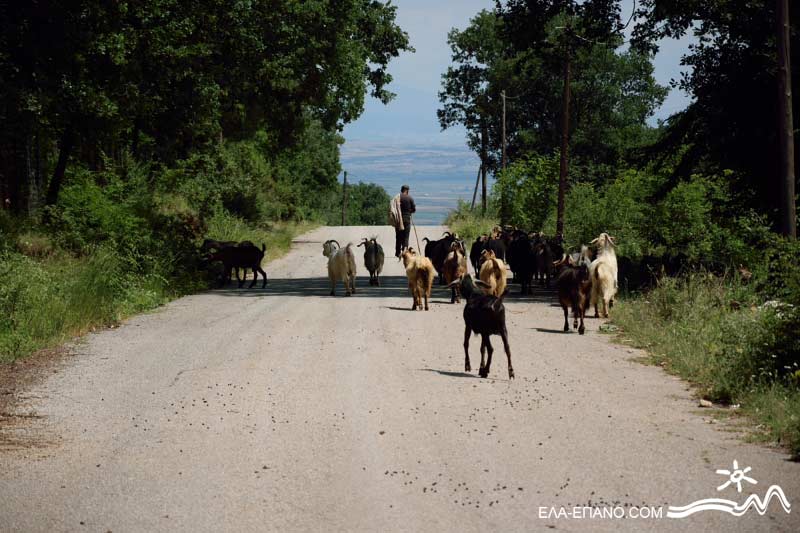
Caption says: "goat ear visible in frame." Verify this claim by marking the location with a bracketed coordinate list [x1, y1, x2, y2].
[357, 240, 366, 247]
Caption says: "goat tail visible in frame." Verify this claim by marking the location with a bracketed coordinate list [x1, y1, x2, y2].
[261, 243, 266, 253]
[417, 264, 431, 289]
[345, 243, 357, 272]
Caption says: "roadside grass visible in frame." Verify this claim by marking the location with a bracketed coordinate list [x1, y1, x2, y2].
[612, 274, 800, 458]
[444, 201, 498, 243]
[0, 219, 314, 363]
[205, 212, 316, 263]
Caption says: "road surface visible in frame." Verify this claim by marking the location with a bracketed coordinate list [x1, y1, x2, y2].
[1, 226, 797, 532]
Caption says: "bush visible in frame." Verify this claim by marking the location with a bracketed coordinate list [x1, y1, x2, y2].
[335, 182, 391, 226]
[444, 200, 498, 243]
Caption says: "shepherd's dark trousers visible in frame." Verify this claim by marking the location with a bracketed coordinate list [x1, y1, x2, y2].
[395, 226, 410, 256]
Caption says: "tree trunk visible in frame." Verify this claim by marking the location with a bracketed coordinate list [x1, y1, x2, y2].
[556, 51, 571, 240]
[46, 125, 75, 206]
[776, 0, 796, 238]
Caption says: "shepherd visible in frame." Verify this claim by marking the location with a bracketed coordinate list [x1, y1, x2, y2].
[389, 184, 416, 258]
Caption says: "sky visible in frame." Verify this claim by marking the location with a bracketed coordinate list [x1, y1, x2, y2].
[339, 0, 696, 222]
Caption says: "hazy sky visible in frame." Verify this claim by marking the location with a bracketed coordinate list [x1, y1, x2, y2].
[339, 0, 695, 204]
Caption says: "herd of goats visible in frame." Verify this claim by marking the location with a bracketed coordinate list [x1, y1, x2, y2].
[202, 227, 619, 380]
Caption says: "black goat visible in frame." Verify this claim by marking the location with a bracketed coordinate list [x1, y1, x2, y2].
[555, 257, 591, 334]
[507, 233, 536, 294]
[484, 237, 507, 263]
[201, 239, 255, 279]
[449, 274, 514, 379]
[422, 231, 458, 284]
[358, 238, 385, 286]
[469, 235, 487, 274]
[209, 243, 267, 288]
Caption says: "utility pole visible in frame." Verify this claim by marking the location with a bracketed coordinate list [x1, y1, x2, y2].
[341, 171, 348, 226]
[471, 164, 481, 209]
[556, 28, 572, 239]
[777, 0, 796, 238]
[480, 120, 489, 214]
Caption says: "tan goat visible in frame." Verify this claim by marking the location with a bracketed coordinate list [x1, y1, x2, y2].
[479, 249, 507, 297]
[401, 248, 435, 311]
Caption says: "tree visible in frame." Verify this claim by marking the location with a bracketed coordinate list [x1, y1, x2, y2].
[631, 0, 799, 231]
[438, 1, 666, 195]
[0, 0, 412, 207]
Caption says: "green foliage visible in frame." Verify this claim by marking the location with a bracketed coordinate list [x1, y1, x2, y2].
[0, 247, 157, 361]
[48, 170, 152, 257]
[1, 0, 411, 210]
[338, 182, 392, 226]
[755, 238, 800, 305]
[445, 201, 499, 244]
[493, 154, 558, 229]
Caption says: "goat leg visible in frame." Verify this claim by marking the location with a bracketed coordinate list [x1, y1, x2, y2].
[571, 294, 579, 329]
[463, 326, 472, 372]
[257, 267, 267, 288]
[562, 303, 569, 332]
[480, 336, 494, 378]
[501, 328, 514, 379]
[478, 336, 487, 377]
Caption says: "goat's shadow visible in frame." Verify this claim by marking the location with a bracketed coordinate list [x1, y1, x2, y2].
[534, 327, 571, 334]
[383, 306, 416, 312]
[419, 368, 479, 379]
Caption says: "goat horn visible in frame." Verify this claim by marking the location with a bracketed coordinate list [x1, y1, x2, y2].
[330, 240, 341, 248]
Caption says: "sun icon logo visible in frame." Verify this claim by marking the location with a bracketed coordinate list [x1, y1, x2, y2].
[716, 460, 758, 493]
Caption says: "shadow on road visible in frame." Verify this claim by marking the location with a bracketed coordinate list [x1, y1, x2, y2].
[534, 327, 571, 334]
[418, 368, 479, 379]
[210, 275, 560, 304]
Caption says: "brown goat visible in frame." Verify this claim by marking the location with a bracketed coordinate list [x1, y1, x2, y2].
[443, 241, 468, 303]
[554, 255, 592, 334]
[401, 248, 435, 311]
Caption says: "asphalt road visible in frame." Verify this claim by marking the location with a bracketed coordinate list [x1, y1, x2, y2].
[1, 225, 797, 532]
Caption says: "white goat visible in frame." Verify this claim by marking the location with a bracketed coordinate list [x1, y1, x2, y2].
[589, 233, 617, 318]
[323, 240, 357, 296]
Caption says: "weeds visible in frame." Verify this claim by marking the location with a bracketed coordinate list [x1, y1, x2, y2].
[614, 273, 800, 457]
